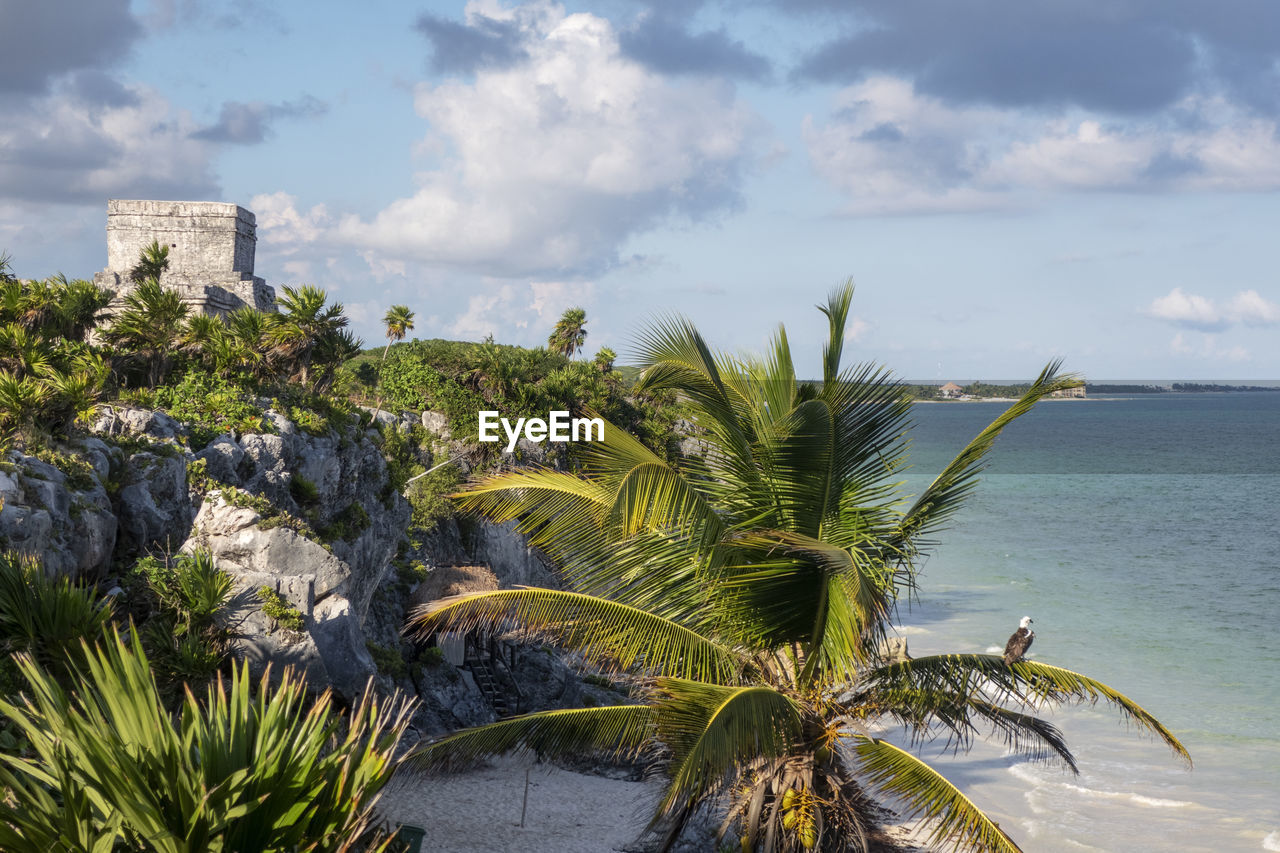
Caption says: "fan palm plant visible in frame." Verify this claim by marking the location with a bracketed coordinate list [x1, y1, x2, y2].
[406, 282, 1190, 852]
[103, 278, 190, 387]
[266, 284, 350, 388]
[0, 628, 415, 853]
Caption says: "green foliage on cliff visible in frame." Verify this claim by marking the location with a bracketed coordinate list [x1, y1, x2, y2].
[378, 336, 683, 457]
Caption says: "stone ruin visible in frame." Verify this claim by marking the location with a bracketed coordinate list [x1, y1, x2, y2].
[94, 199, 276, 316]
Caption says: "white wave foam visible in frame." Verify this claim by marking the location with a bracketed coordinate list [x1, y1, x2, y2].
[1008, 763, 1193, 809]
[1263, 830, 1280, 851]
[985, 645, 1004, 654]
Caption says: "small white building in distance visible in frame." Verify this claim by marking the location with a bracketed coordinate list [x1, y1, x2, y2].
[93, 199, 276, 317]
[939, 382, 964, 399]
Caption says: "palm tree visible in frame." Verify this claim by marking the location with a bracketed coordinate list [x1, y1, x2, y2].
[102, 279, 190, 387]
[128, 239, 170, 284]
[593, 346, 616, 373]
[266, 284, 349, 388]
[373, 304, 414, 416]
[548, 306, 587, 357]
[406, 282, 1190, 853]
[51, 277, 113, 342]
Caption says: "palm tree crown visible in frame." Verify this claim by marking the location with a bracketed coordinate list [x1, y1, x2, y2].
[548, 307, 587, 357]
[406, 282, 1189, 853]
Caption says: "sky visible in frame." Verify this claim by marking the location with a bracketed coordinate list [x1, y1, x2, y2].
[2, 0, 1279, 380]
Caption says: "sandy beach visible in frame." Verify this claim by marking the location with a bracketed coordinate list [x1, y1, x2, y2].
[376, 757, 665, 853]
[376, 756, 932, 852]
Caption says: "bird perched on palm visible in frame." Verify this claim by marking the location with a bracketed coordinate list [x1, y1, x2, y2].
[1004, 616, 1035, 665]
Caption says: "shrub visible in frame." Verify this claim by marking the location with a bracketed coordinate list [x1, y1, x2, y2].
[405, 465, 461, 529]
[131, 550, 233, 688]
[28, 446, 98, 491]
[0, 629, 414, 853]
[366, 641, 409, 680]
[257, 586, 305, 632]
[289, 474, 320, 507]
[0, 552, 113, 679]
[151, 371, 271, 448]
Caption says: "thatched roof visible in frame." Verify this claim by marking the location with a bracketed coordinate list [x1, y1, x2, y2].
[411, 564, 499, 607]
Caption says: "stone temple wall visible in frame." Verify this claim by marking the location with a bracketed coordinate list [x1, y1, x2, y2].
[94, 200, 276, 316]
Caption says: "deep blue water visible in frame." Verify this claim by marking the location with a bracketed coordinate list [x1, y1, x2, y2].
[890, 394, 1280, 852]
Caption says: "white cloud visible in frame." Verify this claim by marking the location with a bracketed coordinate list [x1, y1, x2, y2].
[0, 84, 217, 205]
[843, 316, 871, 342]
[1225, 289, 1280, 326]
[805, 78, 1280, 214]
[1147, 287, 1280, 331]
[1148, 287, 1226, 331]
[1170, 332, 1250, 363]
[250, 191, 330, 246]
[336, 2, 764, 277]
[448, 279, 594, 341]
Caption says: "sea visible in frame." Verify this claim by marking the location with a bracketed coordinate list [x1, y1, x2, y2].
[888, 392, 1280, 853]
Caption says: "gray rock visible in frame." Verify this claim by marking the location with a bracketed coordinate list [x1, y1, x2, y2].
[421, 410, 451, 440]
[464, 519, 559, 589]
[116, 451, 193, 556]
[196, 435, 245, 486]
[91, 405, 182, 441]
[360, 406, 398, 426]
[0, 449, 116, 577]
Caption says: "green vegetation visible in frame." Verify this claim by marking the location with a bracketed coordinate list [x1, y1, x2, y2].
[130, 550, 233, 689]
[0, 551, 113, 680]
[0, 247, 363, 462]
[378, 334, 682, 456]
[406, 284, 1190, 853]
[257, 586, 306, 632]
[367, 641, 409, 680]
[0, 628, 413, 852]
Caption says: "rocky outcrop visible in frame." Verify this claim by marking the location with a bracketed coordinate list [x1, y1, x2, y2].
[462, 519, 559, 589]
[179, 416, 410, 698]
[0, 447, 117, 578]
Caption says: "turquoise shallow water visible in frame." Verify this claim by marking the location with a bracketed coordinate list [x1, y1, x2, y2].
[891, 394, 1280, 852]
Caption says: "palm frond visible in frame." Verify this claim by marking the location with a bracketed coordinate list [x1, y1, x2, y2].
[653, 680, 803, 816]
[406, 588, 744, 683]
[896, 361, 1081, 550]
[818, 279, 855, 386]
[406, 705, 654, 773]
[867, 654, 1191, 765]
[848, 735, 1023, 853]
[858, 685, 1078, 773]
[716, 530, 894, 681]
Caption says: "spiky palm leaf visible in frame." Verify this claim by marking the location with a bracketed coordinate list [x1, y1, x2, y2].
[864, 654, 1191, 765]
[848, 735, 1022, 853]
[409, 705, 654, 772]
[409, 587, 745, 683]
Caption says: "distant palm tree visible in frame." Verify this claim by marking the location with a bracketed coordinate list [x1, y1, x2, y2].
[407, 283, 1190, 853]
[548, 307, 587, 357]
[593, 346, 616, 373]
[372, 305, 414, 415]
[51, 278, 113, 342]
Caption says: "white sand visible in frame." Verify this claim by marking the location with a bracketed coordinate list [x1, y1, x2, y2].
[376, 756, 663, 853]
[376, 756, 932, 852]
